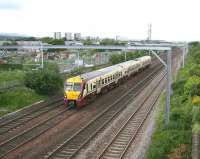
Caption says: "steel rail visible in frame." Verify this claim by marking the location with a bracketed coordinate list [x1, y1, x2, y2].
[96, 72, 166, 159]
[0, 100, 63, 136]
[45, 65, 164, 159]
[0, 97, 62, 127]
[0, 106, 76, 158]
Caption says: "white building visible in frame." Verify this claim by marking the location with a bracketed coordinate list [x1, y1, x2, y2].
[65, 32, 73, 41]
[74, 33, 81, 40]
[54, 32, 62, 39]
[17, 41, 42, 53]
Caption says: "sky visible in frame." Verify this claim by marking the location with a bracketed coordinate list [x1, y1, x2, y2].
[0, 0, 199, 41]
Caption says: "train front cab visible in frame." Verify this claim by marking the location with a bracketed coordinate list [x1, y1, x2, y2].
[64, 76, 86, 107]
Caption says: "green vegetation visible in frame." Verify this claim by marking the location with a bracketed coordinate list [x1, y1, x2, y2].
[0, 70, 24, 83]
[109, 51, 147, 64]
[0, 87, 46, 116]
[100, 38, 126, 46]
[24, 62, 63, 95]
[41, 37, 65, 45]
[0, 64, 23, 70]
[146, 42, 200, 159]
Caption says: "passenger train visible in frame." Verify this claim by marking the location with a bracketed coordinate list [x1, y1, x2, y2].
[64, 56, 151, 107]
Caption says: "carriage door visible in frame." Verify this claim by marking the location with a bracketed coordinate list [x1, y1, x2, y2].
[96, 78, 101, 94]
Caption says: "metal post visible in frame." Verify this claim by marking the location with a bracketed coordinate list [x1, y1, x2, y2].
[41, 43, 44, 69]
[151, 50, 167, 68]
[165, 49, 172, 125]
[124, 50, 127, 61]
[182, 46, 185, 68]
[77, 51, 79, 68]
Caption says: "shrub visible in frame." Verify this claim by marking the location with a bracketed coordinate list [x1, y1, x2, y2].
[192, 96, 200, 105]
[189, 65, 200, 77]
[184, 76, 200, 96]
[0, 64, 23, 70]
[192, 106, 200, 124]
[24, 63, 63, 95]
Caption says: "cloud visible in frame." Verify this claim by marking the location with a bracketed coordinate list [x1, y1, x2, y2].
[0, 0, 23, 10]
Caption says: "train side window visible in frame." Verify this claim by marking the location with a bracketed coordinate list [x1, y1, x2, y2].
[87, 84, 88, 92]
[113, 75, 115, 79]
[93, 85, 96, 89]
[102, 79, 104, 84]
[91, 84, 92, 90]
[105, 78, 107, 83]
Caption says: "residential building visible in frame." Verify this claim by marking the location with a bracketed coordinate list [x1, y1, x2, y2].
[54, 32, 62, 39]
[74, 33, 81, 40]
[65, 32, 73, 41]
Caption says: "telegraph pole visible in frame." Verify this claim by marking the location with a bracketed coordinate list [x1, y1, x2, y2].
[165, 49, 172, 124]
[40, 42, 44, 69]
[148, 23, 152, 56]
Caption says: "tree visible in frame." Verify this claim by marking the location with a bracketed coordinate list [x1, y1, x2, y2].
[24, 63, 63, 95]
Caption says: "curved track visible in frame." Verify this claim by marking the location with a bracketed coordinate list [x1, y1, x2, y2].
[44, 65, 164, 159]
[96, 72, 165, 159]
[0, 105, 77, 158]
[0, 97, 62, 132]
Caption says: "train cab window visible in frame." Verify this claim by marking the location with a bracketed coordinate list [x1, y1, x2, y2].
[74, 83, 81, 91]
[93, 85, 96, 89]
[64, 82, 73, 91]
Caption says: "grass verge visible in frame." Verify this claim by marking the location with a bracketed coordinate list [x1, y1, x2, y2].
[0, 70, 25, 83]
[0, 87, 46, 117]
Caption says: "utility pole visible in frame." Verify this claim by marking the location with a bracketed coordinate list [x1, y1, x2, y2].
[124, 50, 127, 61]
[148, 23, 152, 56]
[165, 49, 172, 125]
[147, 23, 152, 41]
[40, 42, 44, 69]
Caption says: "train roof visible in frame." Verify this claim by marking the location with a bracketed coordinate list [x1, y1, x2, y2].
[81, 64, 122, 81]
[79, 55, 151, 81]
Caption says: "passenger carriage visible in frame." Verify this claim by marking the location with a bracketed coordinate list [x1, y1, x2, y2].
[64, 56, 151, 107]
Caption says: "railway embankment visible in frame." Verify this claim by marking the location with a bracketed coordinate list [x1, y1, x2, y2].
[146, 42, 200, 159]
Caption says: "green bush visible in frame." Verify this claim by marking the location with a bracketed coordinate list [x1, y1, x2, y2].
[192, 106, 200, 123]
[0, 87, 45, 116]
[0, 70, 24, 83]
[184, 76, 200, 96]
[0, 64, 23, 70]
[24, 63, 63, 95]
[189, 65, 200, 77]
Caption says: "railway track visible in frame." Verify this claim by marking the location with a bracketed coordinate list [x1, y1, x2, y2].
[0, 100, 63, 139]
[44, 65, 164, 159]
[0, 95, 62, 127]
[0, 104, 77, 158]
[96, 72, 165, 159]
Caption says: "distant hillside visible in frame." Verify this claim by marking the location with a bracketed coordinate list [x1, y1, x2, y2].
[0, 33, 30, 40]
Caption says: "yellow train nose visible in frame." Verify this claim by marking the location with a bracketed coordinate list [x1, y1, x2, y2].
[66, 91, 80, 100]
